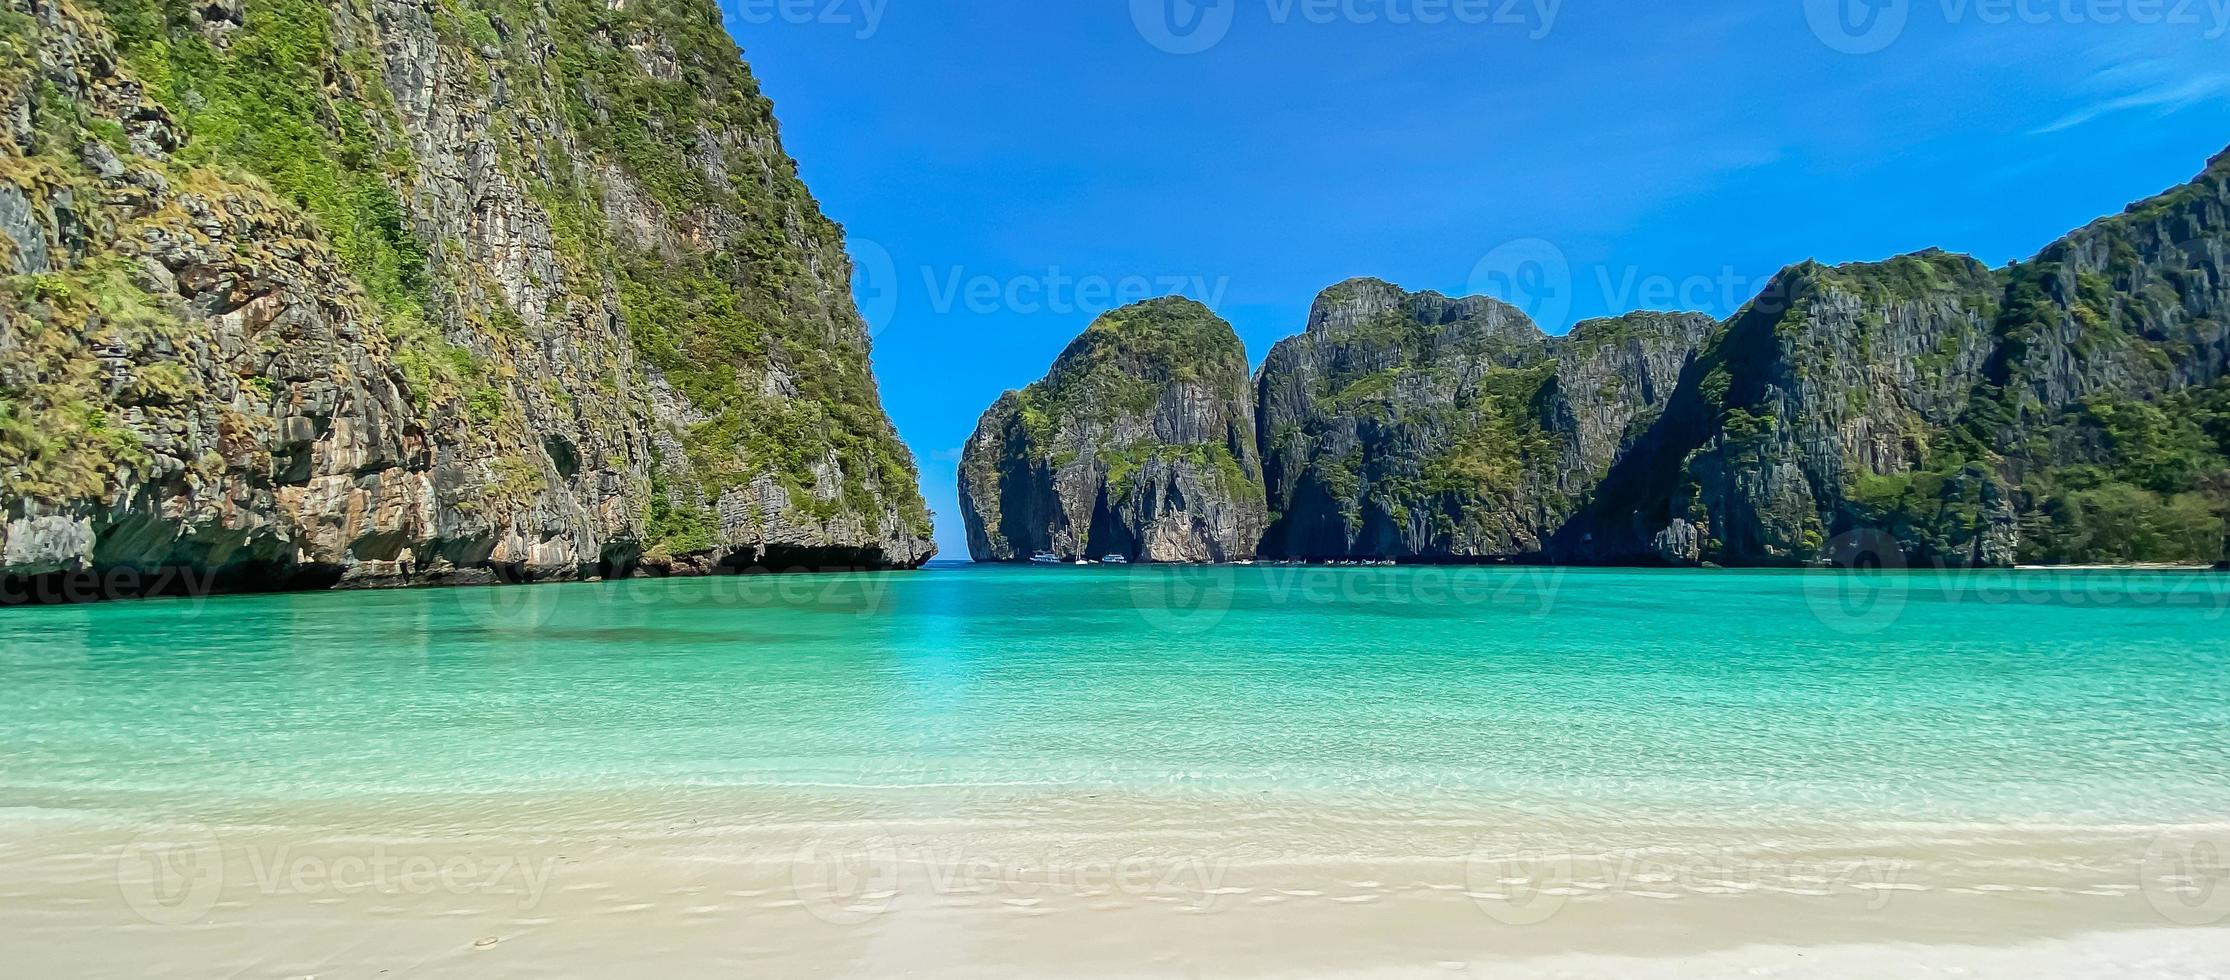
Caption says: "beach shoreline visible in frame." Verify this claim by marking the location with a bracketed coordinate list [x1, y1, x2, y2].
[7, 796, 2227, 978]
[6, 568, 2225, 977]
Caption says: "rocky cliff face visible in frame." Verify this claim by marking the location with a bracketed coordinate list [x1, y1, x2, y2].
[1256, 278, 1710, 561]
[1564, 150, 2230, 567]
[964, 147, 2230, 569]
[0, 0, 932, 601]
[960, 298, 1265, 563]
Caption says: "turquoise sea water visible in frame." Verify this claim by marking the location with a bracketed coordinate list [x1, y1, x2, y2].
[3, 565, 2228, 831]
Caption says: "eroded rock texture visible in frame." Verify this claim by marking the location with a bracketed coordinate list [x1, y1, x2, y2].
[0, 0, 933, 601]
[965, 148, 2230, 568]
[960, 298, 1266, 563]
[1256, 278, 1711, 561]
[1567, 151, 2230, 567]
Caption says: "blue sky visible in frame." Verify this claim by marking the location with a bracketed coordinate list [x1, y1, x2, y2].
[715, 0, 2230, 558]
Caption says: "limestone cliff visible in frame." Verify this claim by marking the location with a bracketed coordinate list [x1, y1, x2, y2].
[0, 0, 932, 600]
[1256, 279, 1711, 560]
[962, 147, 2230, 568]
[960, 298, 1265, 563]
[1564, 149, 2230, 567]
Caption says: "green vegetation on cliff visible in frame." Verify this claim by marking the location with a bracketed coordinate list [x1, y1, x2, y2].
[1417, 364, 1560, 500]
[1017, 297, 1253, 444]
[154, 0, 915, 543]
[1253, 284, 1687, 559]
[1572, 152, 2230, 567]
[472, 0, 929, 546]
[2, 0, 933, 594]
[2017, 383, 2230, 564]
[93, 0, 429, 321]
[961, 297, 1265, 563]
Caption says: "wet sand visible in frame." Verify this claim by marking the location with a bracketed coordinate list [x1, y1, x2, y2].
[6, 794, 2226, 978]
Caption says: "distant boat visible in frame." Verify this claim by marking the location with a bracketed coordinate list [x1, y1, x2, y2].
[1029, 551, 1062, 565]
[1102, 555, 1129, 565]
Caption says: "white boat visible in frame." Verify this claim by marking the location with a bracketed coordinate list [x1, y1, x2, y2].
[1102, 555, 1129, 565]
[1029, 551, 1062, 565]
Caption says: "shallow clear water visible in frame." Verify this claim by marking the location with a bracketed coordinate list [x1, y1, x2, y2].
[3, 565, 2228, 830]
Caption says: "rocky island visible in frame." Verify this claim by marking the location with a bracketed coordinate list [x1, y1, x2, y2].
[1257, 281, 1714, 561]
[0, 0, 933, 602]
[959, 297, 1265, 563]
[966, 146, 2230, 567]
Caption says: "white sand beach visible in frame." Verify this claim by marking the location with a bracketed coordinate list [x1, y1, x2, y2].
[6, 796, 2226, 978]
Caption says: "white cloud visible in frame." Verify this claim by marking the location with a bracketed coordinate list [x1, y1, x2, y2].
[2032, 73, 2230, 135]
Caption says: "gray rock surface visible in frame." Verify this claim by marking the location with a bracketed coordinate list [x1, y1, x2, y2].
[1257, 278, 1711, 561]
[0, 0, 931, 603]
[1565, 151, 2230, 567]
[961, 298, 1266, 563]
[966, 148, 2230, 568]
